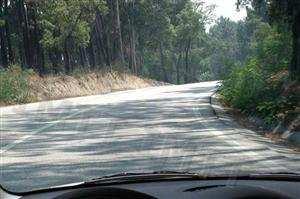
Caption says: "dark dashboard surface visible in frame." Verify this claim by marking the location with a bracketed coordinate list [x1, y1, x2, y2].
[6, 179, 299, 199]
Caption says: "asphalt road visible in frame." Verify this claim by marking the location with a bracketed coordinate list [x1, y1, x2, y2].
[1, 81, 299, 192]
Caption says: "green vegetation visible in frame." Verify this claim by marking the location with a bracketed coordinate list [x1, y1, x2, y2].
[220, 0, 299, 126]
[0, 0, 298, 81]
[0, 0, 214, 83]
[0, 66, 33, 104]
[0, 0, 299, 126]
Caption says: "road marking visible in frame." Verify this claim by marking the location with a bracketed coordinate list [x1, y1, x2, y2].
[0, 82, 219, 154]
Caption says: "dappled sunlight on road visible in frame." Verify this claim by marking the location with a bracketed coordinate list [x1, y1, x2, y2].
[1, 81, 299, 192]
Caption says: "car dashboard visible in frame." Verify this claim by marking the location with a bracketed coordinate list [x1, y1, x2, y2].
[2, 179, 300, 199]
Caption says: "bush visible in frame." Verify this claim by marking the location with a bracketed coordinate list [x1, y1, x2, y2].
[219, 19, 295, 126]
[220, 59, 297, 125]
[0, 65, 33, 104]
[220, 59, 267, 111]
[198, 71, 213, 81]
[251, 23, 292, 74]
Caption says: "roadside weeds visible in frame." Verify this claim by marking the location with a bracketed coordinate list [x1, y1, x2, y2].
[1, 70, 166, 107]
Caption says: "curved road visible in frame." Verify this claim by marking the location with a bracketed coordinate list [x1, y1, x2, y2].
[1, 81, 299, 192]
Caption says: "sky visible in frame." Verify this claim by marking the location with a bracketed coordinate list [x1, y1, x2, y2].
[203, 0, 247, 22]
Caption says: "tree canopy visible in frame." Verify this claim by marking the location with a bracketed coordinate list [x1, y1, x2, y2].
[0, 0, 298, 82]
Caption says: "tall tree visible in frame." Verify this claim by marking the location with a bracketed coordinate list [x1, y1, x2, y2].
[115, 0, 125, 65]
[238, 0, 300, 80]
[176, 2, 206, 83]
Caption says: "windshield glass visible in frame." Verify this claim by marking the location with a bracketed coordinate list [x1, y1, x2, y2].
[0, 0, 299, 193]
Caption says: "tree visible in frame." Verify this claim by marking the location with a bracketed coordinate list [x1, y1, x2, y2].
[38, 0, 107, 73]
[175, 2, 206, 83]
[237, 0, 300, 80]
[0, 0, 213, 84]
[290, 1, 300, 80]
[208, 17, 240, 79]
[115, 0, 125, 65]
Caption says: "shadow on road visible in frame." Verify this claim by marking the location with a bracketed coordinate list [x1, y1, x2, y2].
[1, 84, 299, 192]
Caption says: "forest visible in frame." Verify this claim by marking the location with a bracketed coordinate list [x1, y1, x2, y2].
[0, 0, 299, 125]
[0, 0, 299, 81]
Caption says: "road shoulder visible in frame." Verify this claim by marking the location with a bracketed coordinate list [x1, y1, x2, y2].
[210, 92, 300, 150]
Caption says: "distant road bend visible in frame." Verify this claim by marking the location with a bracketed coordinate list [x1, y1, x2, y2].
[1, 81, 299, 192]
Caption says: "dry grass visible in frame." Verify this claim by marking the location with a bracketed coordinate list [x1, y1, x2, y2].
[28, 70, 164, 102]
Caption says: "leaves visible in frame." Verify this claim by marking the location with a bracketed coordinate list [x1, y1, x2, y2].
[0, 19, 5, 27]
[38, 0, 107, 50]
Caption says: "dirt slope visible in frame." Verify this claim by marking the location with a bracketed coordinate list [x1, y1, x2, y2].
[28, 70, 165, 102]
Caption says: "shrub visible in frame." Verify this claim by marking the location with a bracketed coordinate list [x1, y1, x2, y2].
[251, 24, 292, 74]
[198, 71, 213, 81]
[219, 20, 295, 126]
[0, 65, 33, 104]
[220, 59, 297, 125]
[220, 59, 267, 111]
[256, 99, 283, 124]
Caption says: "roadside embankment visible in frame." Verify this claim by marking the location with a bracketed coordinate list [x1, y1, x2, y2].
[0, 67, 165, 106]
[29, 70, 164, 102]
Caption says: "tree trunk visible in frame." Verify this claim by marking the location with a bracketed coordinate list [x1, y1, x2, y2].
[49, 51, 59, 74]
[291, 1, 300, 80]
[105, 32, 112, 70]
[95, 12, 111, 67]
[15, 0, 25, 68]
[79, 47, 85, 68]
[176, 53, 182, 84]
[88, 33, 96, 69]
[115, 0, 125, 65]
[128, 15, 137, 74]
[94, 14, 105, 65]
[38, 48, 45, 74]
[5, 26, 14, 64]
[0, 27, 8, 68]
[184, 39, 191, 83]
[132, 30, 137, 74]
[4, 0, 13, 64]
[20, 0, 32, 68]
[83, 47, 89, 68]
[159, 42, 168, 82]
[32, 2, 44, 74]
[64, 40, 71, 74]
[171, 50, 177, 83]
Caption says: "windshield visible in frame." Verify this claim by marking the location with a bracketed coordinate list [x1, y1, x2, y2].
[0, 0, 299, 193]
